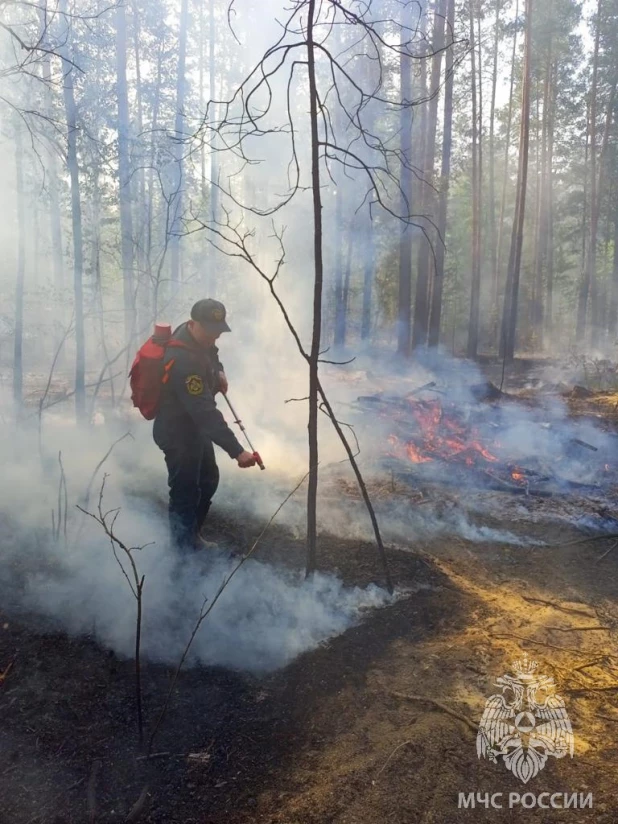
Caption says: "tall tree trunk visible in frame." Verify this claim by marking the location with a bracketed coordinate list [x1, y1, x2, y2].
[305, 0, 324, 574]
[37, 4, 65, 352]
[361, 95, 377, 342]
[208, 0, 219, 289]
[578, 100, 591, 343]
[334, 181, 346, 347]
[428, 0, 455, 347]
[576, 0, 602, 343]
[500, 0, 533, 362]
[600, 204, 612, 341]
[32, 198, 40, 292]
[131, 0, 151, 329]
[590, 83, 616, 347]
[41, 71, 64, 298]
[545, 74, 556, 341]
[13, 119, 26, 416]
[412, 0, 447, 350]
[91, 165, 103, 337]
[59, 0, 86, 421]
[495, 0, 519, 344]
[116, 0, 136, 345]
[397, 4, 414, 356]
[199, 0, 206, 205]
[148, 43, 164, 315]
[610, 166, 618, 338]
[170, 0, 190, 284]
[415, 8, 429, 212]
[545, 61, 557, 342]
[525, 79, 539, 348]
[488, 0, 500, 336]
[467, 0, 482, 359]
[199, 0, 209, 291]
[89, 164, 117, 406]
[361, 221, 375, 341]
[340, 223, 354, 347]
[532, 37, 552, 350]
[477, 4, 484, 342]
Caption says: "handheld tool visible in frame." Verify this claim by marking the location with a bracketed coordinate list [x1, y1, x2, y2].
[222, 393, 265, 470]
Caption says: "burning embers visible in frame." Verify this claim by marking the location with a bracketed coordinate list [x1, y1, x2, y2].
[358, 390, 612, 497]
[388, 398, 500, 468]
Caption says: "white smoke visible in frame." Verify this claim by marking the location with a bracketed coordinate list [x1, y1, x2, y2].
[0, 416, 395, 674]
[3, 342, 614, 678]
[24, 543, 393, 674]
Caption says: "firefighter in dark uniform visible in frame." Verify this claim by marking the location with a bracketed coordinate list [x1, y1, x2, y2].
[153, 299, 257, 550]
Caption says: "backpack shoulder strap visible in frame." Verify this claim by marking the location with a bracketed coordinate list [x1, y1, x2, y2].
[166, 339, 192, 350]
[160, 338, 198, 385]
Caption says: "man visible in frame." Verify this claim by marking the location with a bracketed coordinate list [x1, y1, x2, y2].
[153, 299, 257, 550]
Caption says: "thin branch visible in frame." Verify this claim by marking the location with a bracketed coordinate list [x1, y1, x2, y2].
[77, 476, 147, 747]
[390, 691, 478, 733]
[147, 471, 309, 754]
[82, 432, 134, 510]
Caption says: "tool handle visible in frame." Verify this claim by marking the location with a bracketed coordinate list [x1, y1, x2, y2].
[253, 452, 266, 471]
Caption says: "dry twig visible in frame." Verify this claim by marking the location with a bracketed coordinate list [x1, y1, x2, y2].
[573, 657, 609, 673]
[125, 785, 150, 823]
[544, 625, 611, 633]
[390, 691, 477, 733]
[82, 432, 134, 510]
[490, 631, 608, 656]
[0, 660, 14, 684]
[135, 752, 171, 762]
[522, 596, 596, 618]
[87, 760, 101, 824]
[147, 471, 309, 755]
[544, 533, 618, 548]
[565, 685, 618, 695]
[597, 540, 618, 562]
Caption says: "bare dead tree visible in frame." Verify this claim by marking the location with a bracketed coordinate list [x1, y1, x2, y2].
[78, 476, 149, 748]
[181, 0, 463, 583]
[184, 210, 393, 592]
[37, 314, 74, 453]
[52, 450, 68, 543]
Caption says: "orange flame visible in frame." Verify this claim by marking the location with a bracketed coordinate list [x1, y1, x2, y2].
[388, 397, 500, 468]
[405, 443, 433, 464]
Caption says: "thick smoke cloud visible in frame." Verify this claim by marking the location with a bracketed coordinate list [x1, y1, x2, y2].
[0, 417, 395, 674]
[2, 0, 616, 677]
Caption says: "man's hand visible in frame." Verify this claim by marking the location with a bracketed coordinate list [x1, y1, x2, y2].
[218, 371, 229, 395]
[237, 450, 257, 468]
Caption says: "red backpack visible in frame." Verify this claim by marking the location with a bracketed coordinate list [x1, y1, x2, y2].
[129, 324, 189, 420]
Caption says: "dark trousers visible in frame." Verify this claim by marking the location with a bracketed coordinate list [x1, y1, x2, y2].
[154, 431, 220, 550]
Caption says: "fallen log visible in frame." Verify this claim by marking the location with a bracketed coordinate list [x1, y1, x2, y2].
[569, 437, 599, 452]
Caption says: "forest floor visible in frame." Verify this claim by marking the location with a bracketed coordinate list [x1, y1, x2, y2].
[2, 508, 618, 822]
[2, 361, 618, 823]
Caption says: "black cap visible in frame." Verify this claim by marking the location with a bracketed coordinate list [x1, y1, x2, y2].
[191, 299, 231, 333]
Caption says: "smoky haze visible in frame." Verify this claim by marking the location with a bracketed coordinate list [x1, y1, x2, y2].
[0, 0, 616, 672]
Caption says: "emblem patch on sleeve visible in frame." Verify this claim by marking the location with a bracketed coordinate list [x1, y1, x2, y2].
[186, 375, 204, 395]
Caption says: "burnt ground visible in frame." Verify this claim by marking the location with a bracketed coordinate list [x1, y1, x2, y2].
[2, 505, 618, 824]
[3, 366, 618, 823]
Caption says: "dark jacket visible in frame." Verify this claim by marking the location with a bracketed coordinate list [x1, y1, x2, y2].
[153, 322, 244, 459]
